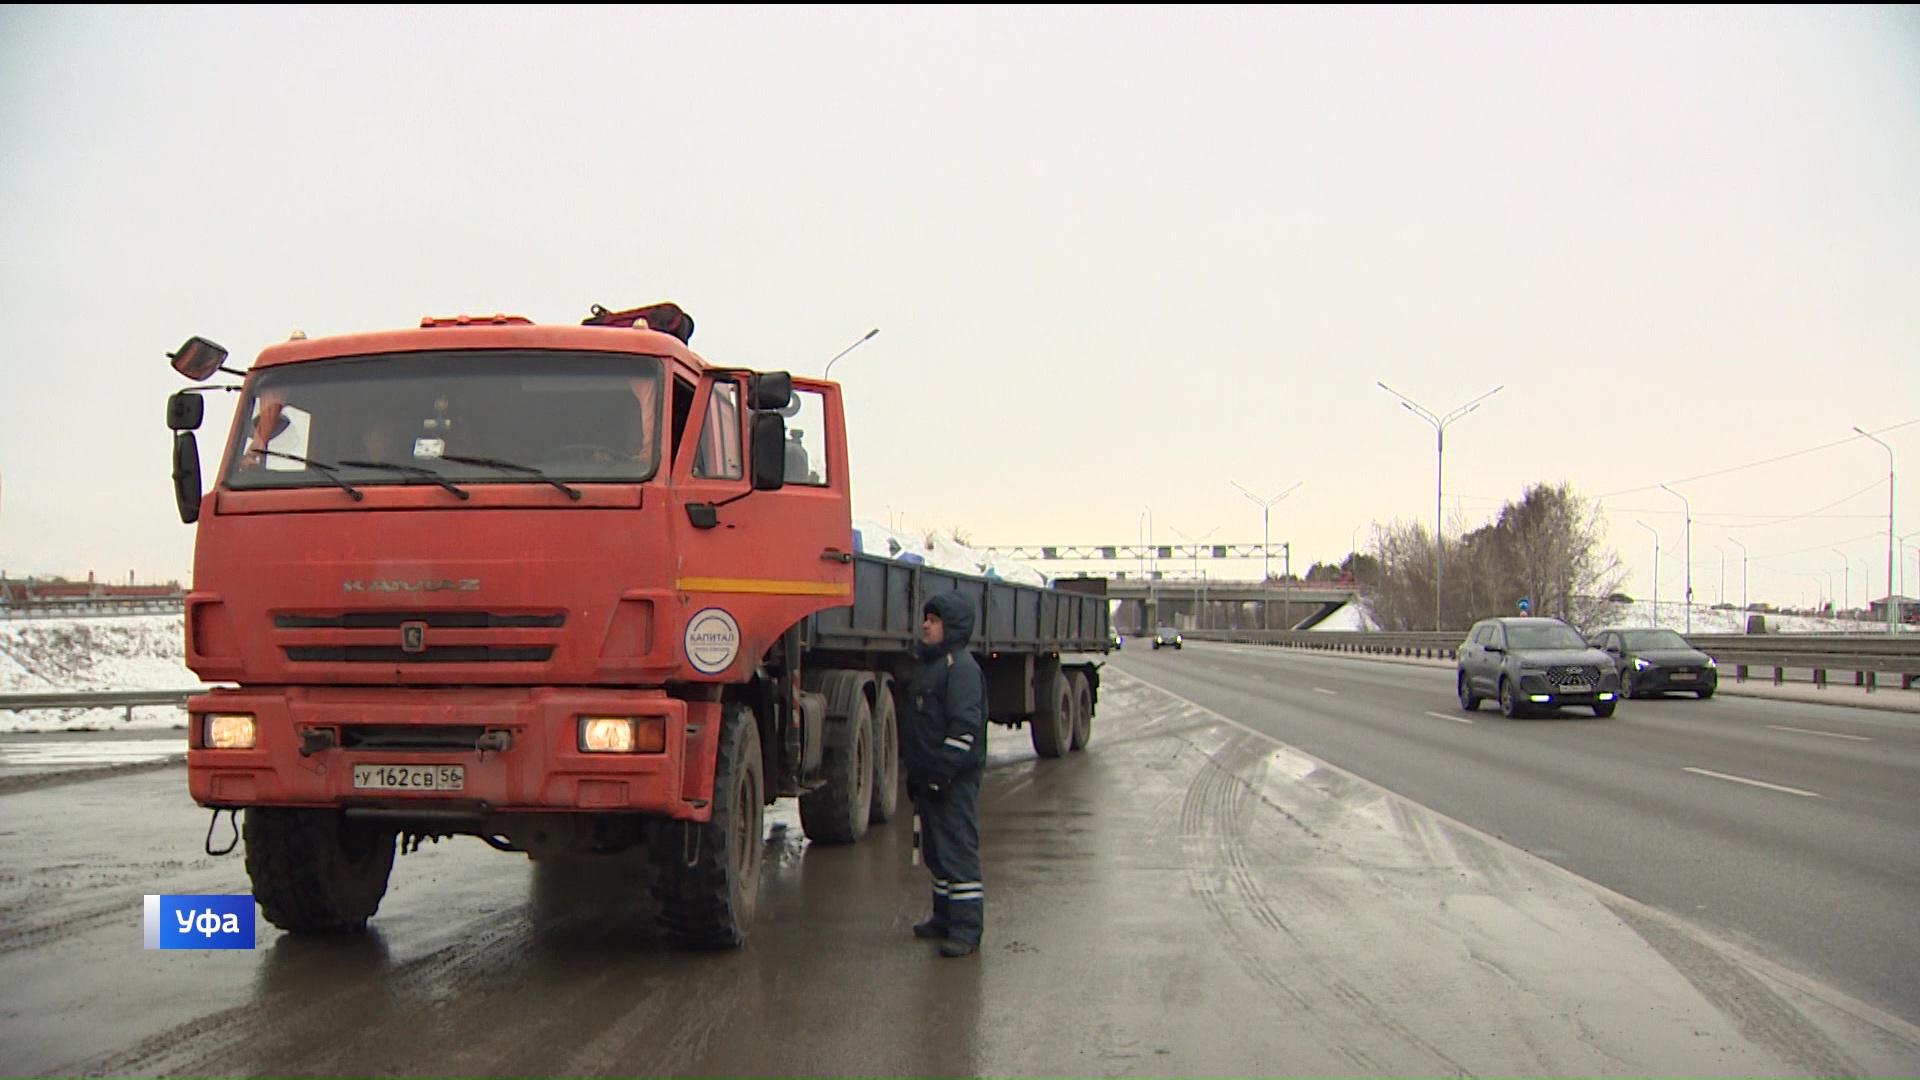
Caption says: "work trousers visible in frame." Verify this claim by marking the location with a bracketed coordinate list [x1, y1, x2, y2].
[916, 768, 983, 946]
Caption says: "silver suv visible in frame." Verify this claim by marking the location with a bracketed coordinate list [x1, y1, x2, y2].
[1457, 617, 1620, 718]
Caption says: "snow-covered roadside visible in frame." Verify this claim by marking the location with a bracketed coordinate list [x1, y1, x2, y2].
[0, 615, 200, 734]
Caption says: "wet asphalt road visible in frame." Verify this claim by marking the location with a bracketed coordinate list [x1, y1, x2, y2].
[3, 666, 1918, 1078]
[1115, 641, 1920, 1031]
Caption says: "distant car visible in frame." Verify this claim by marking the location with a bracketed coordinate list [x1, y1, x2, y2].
[1109, 629, 1124, 650]
[1457, 616, 1620, 718]
[1587, 627, 1717, 699]
[1152, 626, 1183, 650]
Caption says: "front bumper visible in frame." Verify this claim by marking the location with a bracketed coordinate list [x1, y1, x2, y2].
[1516, 671, 1619, 708]
[184, 686, 715, 821]
[1634, 667, 1718, 694]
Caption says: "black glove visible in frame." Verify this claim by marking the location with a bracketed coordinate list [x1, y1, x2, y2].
[906, 777, 925, 803]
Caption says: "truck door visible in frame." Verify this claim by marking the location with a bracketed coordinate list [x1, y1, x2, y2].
[668, 374, 854, 680]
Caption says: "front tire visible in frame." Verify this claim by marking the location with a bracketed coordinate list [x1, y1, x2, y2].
[1592, 701, 1617, 718]
[1620, 670, 1638, 699]
[1500, 678, 1528, 720]
[800, 693, 874, 845]
[1458, 672, 1482, 712]
[245, 808, 396, 934]
[1696, 686, 1714, 700]
[654, 704, 764, 949]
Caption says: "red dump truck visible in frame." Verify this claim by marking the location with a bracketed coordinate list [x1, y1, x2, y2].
[162, 302, 1106, 947]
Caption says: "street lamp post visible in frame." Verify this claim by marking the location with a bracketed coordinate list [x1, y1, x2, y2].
[1636, 520, 1659, 625]
[821, 328, 879, 380]
[1378, 383, 1503, 631]
[1729, 538, 1748, 614]
[1854, 427, 1897, 632]
[1660, 483, 1693, 634]
[1170, 524, 1219, 630]
[1833, 549, 1850, 621]
[1715, 546, 1725, 608]
[1231, 480, 1300, 631]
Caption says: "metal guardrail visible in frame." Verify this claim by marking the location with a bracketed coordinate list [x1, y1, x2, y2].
[1182, 629, 1920, 691]
[0, 690, 203, 723]
[1, 597, 185, 619]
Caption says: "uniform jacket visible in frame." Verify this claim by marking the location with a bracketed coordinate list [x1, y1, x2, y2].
[904, 590, 989, 785]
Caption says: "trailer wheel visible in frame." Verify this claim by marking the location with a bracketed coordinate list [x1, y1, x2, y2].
[244, 807, 396, 934]
[868, 678, 901, 825]
[1068, 671, 1093, 751]
[654, 704, 764, 948]
[799, 692, 874, 845]
[1030, 668, 1073, 759]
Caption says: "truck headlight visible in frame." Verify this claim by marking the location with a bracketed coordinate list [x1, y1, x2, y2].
[579, 716, 666, 753]
[204, 714, 256, 749]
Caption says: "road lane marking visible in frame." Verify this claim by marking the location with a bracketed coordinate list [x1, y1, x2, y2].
[1682, 767, 1822, 799]
[1312, 687, 1337, 695]
[1424, 711, 1473, 725]
[1766, 725, 1870, 742]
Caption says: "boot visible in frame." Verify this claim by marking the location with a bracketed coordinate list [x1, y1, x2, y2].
[913, 920, 947, 940]
[939, 938, 978, 958]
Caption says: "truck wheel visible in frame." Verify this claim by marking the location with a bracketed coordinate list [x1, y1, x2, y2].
[799, 692, 874, 844]
[868, 679, 901, 825]
[654, 704, 764, 948]
[244, 807, 396, 934]
[1030, 668, 1072, 759]
[1068, 671, 1093, 751]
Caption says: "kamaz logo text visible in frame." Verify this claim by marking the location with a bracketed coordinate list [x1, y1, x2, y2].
[341, 579, 480, 593]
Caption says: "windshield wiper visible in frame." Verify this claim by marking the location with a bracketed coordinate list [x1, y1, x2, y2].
[435, 455, 583, 501]
[251, 448, 363, 501]
[337, 460, 471, 500]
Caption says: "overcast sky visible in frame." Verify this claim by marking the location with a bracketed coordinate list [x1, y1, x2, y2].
[2, 6, 1916, 610]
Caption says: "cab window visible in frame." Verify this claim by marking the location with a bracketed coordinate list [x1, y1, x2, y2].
[691, 381, 743, 480]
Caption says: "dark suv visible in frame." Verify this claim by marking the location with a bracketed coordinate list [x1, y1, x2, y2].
[1457, 617, 1620, 718]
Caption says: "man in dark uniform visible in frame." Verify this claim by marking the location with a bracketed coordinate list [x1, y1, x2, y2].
[904, 590, 989, 957]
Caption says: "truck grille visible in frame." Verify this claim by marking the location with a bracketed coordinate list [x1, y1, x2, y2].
[275, 611, 564, 629]
[274, 609, 563, 664]
[1547, 665, 1601, 688]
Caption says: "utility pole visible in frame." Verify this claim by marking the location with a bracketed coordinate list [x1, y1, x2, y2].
[1378, 383, 1503, 631]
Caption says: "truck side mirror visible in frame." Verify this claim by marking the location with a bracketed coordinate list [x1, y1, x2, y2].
[167, 391, 204, 432]
[748, 371, 792, 412]
[169, 336, 229, 382]
[750, 412, 786, 491]
[172, 432, 203, 524]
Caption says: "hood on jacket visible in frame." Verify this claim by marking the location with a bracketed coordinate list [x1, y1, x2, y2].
[922, 590, 977, 654]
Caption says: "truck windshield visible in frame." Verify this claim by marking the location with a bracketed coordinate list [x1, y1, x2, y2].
[222, 350, 664, 491]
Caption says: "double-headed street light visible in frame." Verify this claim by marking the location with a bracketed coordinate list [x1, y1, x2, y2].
[1636, 520, 1659, 622]
[1729, 538, 1748, 614]
[1660, 483, 1692, 634]
[1853, 427, 1897, 632]
[1230, 481, 1300, 631]
[1378, 382, 1503, 631]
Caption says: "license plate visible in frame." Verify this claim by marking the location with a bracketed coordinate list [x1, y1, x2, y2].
[1559, 682, 1593, 693]
[352, 764, 464, 792]
[1671, 672, 1696, 681]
